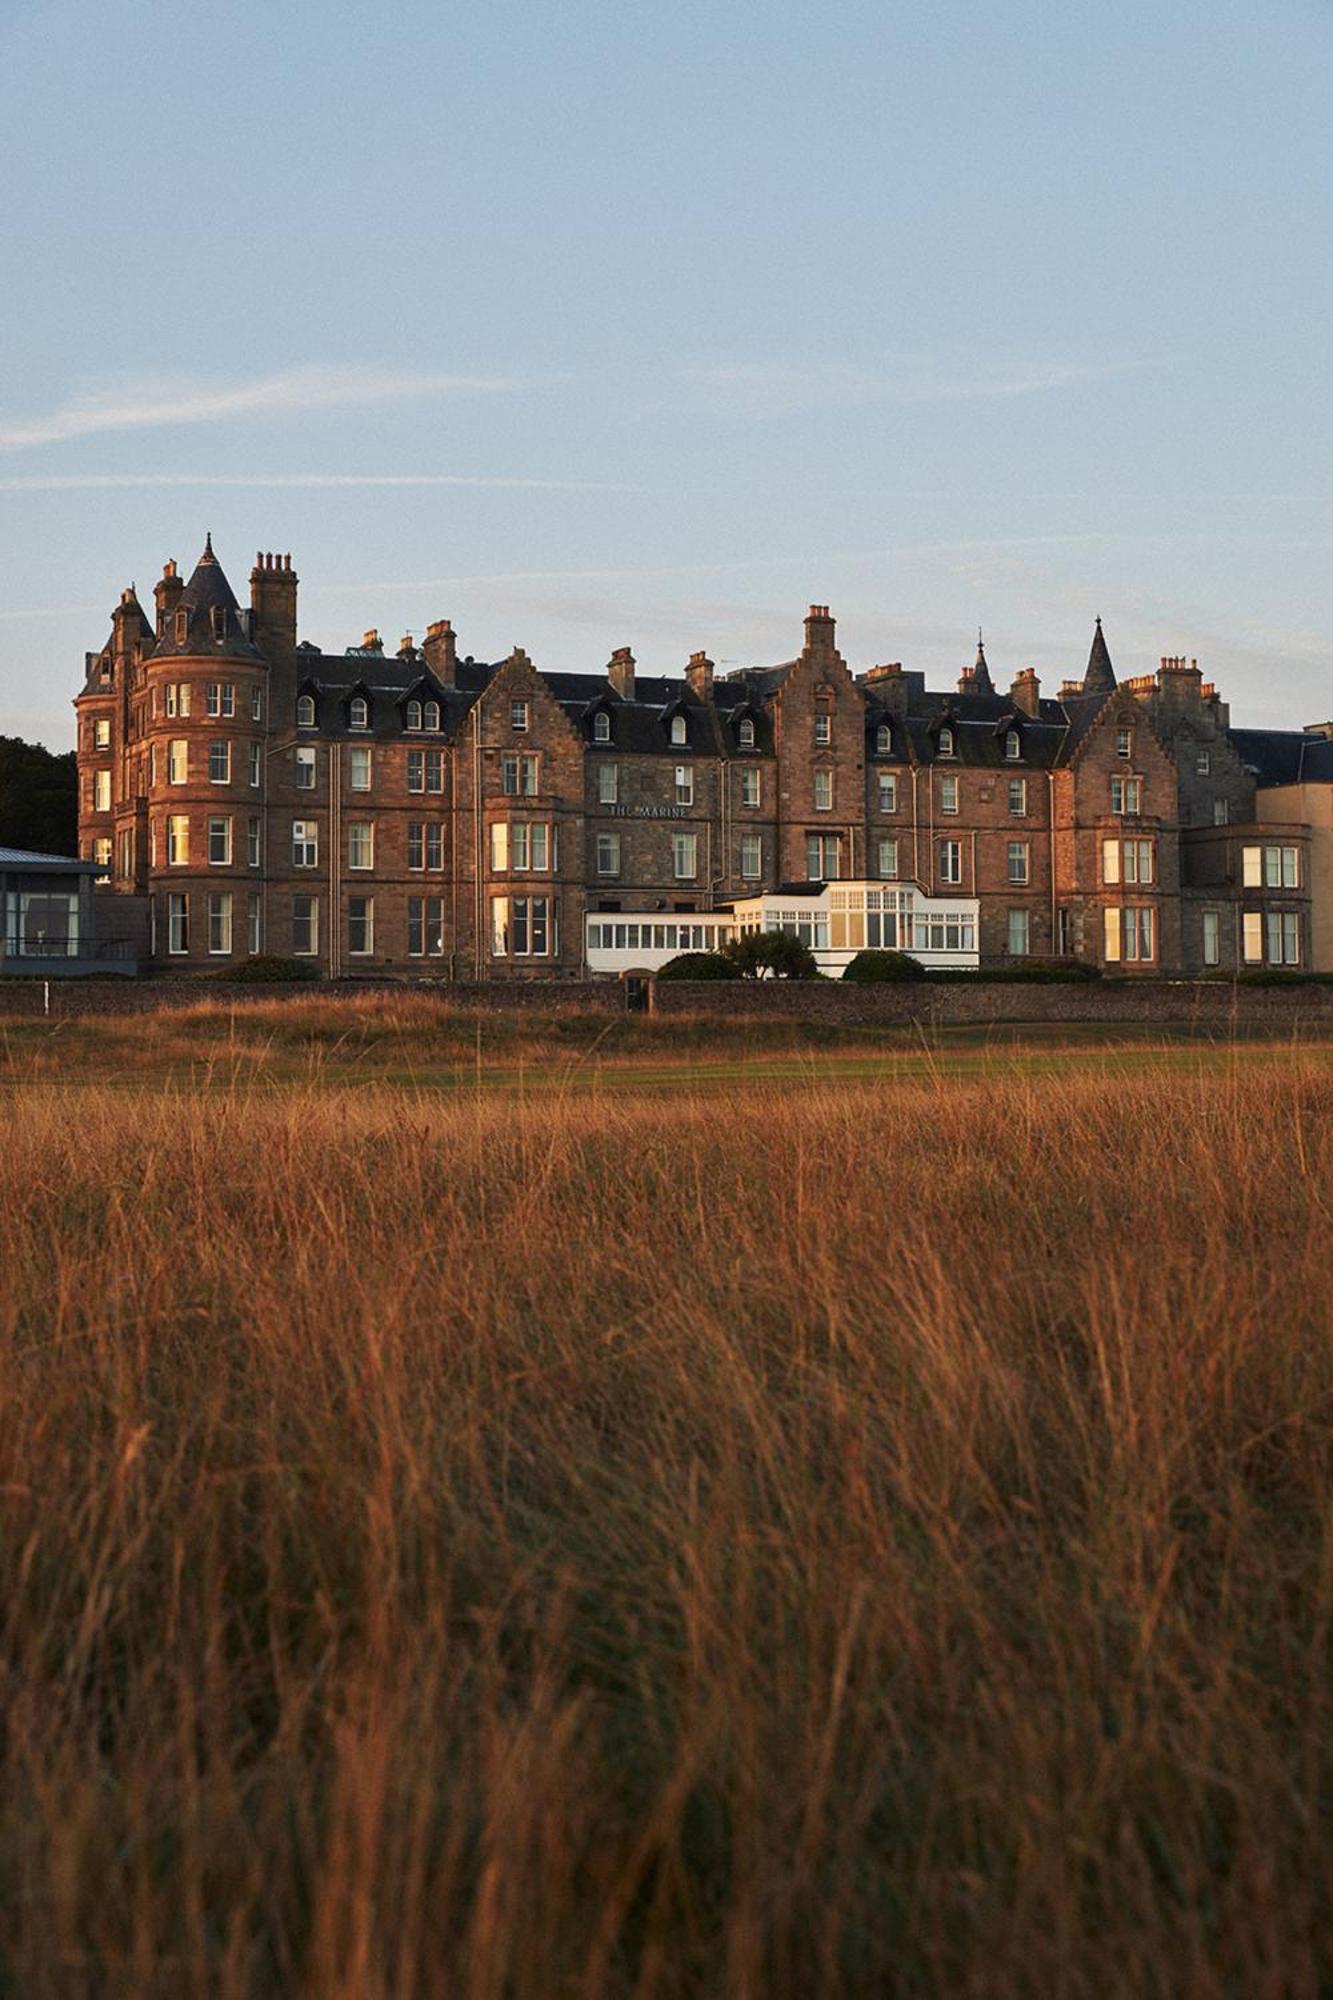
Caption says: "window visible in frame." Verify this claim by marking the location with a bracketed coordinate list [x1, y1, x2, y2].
[875, 722, 892, 753]
[406, 699, 423, 732]
[675, 765, 694, 807]
[208, 741, 231, 784]
[673, 832, 698, 879]
[878, 773, 897, 813]
[149, 744, 157, 787]
[427, 750, 444, 793]
[939, 839, 962, 885]
[207, 816, 231, 866]
[1008, 778, 1026, 815]
[1006, 841, 1029, 885]
[248, 817, 261, 868]
[408, 823, 425, 871]
[598, 763, 618, 806]
[806, 833, 839, 880]
[510, 700, 529, 731]
[738, 717, 756, 749]
[347, 822, 374, 870]
[1196, 749, 1211, 776]
[937, 726, 955, 757]
[1104, 907, 1155, 963]
[292, 820, 318, 867]
[491, 895, 558, 957]
[349, 696, 369, 730]
[1110, 775, 1142, 815]
[407, 749, 425, 793]
[503, 753, 538, 796]
[597, 832, 621, 876]
[424, 701, 440, 732]
[167, 815, 189, 865]
[93, 769, 111, 812]
[814, 770, 833, 811]
[1007, 909, 1030, 957]
[1243, 844, 1299, 889]
[1004, 730, 1021, 761]
[168, 739, 188, 784]
[206, 682, 235, 719]
[295, 746, 316, 789]
[248, 893, 261, 955]
[167, 892, 189, 955]
[251, 686, 263, 723]
[347, 897, 374, 955]
[509, 823, 552, 872]
[296, 694, 316, 728]
[1202, 909, 1220, 967]
[878, 837, 899, 879]
[940, 775, 959, 815]
[593, 711, 611, 744]
[427, 824, 443, 870]
[93, 718, 111, 750]
[489, 823, 508, 872]
[1116, 727, 1132, 758]
[93, 836, 112, 880]
[1213, 797, 1229, 826]
[408, 896, 445, 957]
[1267, 912, 1300, 966]
[175, 609, 189, 646]
[741, 767, 761, 808]
[208, 892, 232, 955]
[815, 715, 831, 745]
[292, 895, 318, 955]
[348, 746, 372, 792]
[1102, 838, 1155, 885]
[249, 744, 260, 788]
[740, 833, 762, 880]
[670, 714, 687, 746]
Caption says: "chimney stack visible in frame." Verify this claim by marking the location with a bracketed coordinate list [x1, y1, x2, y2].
[607, 646, 636, 699]
[422, 617, 457, 686]
[685, 650, 714, 700]
[803, 604, 835, 652]
[249, 550, 299, 658]
[153, 558, 184, 640]
[1010, 668, 1041, 717]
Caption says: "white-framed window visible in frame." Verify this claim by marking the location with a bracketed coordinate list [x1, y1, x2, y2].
[596, 832, 621, 876]
[502, 753, 538, 796]
[878, 836, 899, 879]
[347, 896, 374, 955]
[208, 741, 231, 784]
[349, 696, 369, 731]
[1116, 726, 1132, 759]
[424, 700, 440, 732]
[248, 816, 261, 868]
[93, 836, 112, 879]
[292, 895, 318, 955]
[593, 711, 611, 743]
[673, 832, 698, 879]
[1006, 841, 1029, 885]
[814, 769, 833, 811]
[1202, 909, 1220, 966]
[1004, 730, 1021, 761]
[168, 739, 188, 784]
[740, 833, 763, 880]
[149, 744, 158, 787]
[94, 718, 111, 750]
[814, 714, 831, 746]
[510, 699, 529, 731]
[167, 892, 189, 955]
[407, 749, 425, 793]
[738, 717, 756, 749]
[598, 762, 618, 805]
[407, 896, 445, 958]
[1102, 838, 1155, 885]
[489, 823, 508, 872]
[207, 816, 231, 866]
[509, 823, 552, 872]
[675, 765, 694, 806]
[249, 744, 261, 788]
[1007, 908, 1030, 957]
[1110, 775, 1142, 815]
[296, 694, 316, 728]
[875, 722, 892, 753]
[248, 893, 261, 954]
[295, 746, 316, 790]
[406, 699, 423, 731]
[741, 767, 761, 808]
[251, 686, 263, 723]
[426, 750, 444, 793]
[937, 726, 955, 757]
[1104, 906, 1155, 963]
[490, 894, 558, 957]
[206, 682, 235, 719]
[939, 839, 961, 885]
[349, 746, 372, 792]
[1267, 912, 1300, 966]
[167, 815, 190, 866]
[292, 820, 318, 868]
[166, 683, 191, 719]
[1213, 797, 1229, 826]
[1008, 778, 1026, 815]
[670, 713, 687, 746]
[1243, 844, 1299, 890]
[878, 772, 897, 812]
[93, 769, 111, 812]
[940, 775, 959, 815]
[806, 833, 839, 881]
[208, 891, 232, 955]
[1196, 749, 1211, 775]
[347, 821, 374, 870]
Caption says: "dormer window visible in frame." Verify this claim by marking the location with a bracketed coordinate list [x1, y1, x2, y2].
[296, 694, 316, 729]
[511, 700, 529, 731]
[423, 700, 440, 732]
[406, 700, 423, 731]
[1116, 726, 1132, 758]
[175, 610, 188, 646]
[938, 726, 955, 758]
[593, 711, 611, 744]
[738, 717, 755, 750]
[815, 715, 832, 746]
[876, 722, 892, 753]
[349, 696, 369, 731]
[210, 605, 227, 641]
[1004, 729, 1021, 761]
[670, 713, 687, 746]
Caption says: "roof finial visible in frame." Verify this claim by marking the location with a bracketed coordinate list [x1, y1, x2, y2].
[203, 531, 215, 560]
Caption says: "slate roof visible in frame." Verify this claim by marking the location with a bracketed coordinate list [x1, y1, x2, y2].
[1230, 728, 1333, 787]
[1083, 617, 1117, 695]
[149, 537, 262, 661]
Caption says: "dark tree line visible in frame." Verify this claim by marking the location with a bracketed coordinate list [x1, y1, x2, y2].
[0, 737, 78, 856]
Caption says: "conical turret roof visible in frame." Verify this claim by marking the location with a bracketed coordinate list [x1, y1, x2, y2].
[152, 536, 259, 658]
[1083, 617, 1116, 695]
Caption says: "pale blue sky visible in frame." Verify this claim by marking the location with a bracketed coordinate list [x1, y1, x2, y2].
[3, 0, 1331, 747]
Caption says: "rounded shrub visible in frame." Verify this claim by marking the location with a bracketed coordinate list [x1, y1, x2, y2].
[655, 951, 740, 981]
[842, 949, 926, 983]
[222, 954, 319, 984]
[723, 931, 819, 980]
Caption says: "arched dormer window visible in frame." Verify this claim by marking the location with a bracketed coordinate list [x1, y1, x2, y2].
[1004, 729, 1021, 761]
[406, 699, 423, 731]
[876, 722, 892, 753]
[210, 605, 227, 641]
[938, 725, 955, 758]
[593, 710, 611, 744]
[423, 700, 440, 732]
[738, 717, 756, 750]
[349, 695, 369, 731]
[296, 694, 317, 729]
[670, 713, 687, 746]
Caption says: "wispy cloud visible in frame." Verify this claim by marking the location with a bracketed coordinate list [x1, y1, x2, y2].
[0, 365, 515, 451]
[683, 360, 1129, 420]
[0, 471, 629, 494]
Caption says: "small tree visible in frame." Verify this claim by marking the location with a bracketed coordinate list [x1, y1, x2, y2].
[723, 930, 819, 980]
[655, 951, 740, 981]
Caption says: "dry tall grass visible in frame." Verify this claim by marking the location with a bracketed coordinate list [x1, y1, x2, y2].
[2, 1045, 1331, 1995]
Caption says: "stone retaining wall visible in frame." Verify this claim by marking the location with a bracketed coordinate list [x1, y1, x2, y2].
[650, 979, 1333, 1028]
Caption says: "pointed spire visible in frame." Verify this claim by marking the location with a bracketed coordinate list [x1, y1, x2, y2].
[963, 628, 994, 695]
[1083, 615, 1116, 694]
[202, 531, 215, 561]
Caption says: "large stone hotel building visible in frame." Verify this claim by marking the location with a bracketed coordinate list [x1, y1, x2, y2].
[75, 538, 1328, 977]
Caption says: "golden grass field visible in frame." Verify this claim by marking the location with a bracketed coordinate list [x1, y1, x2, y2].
[2, 995, 1332, 1996]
